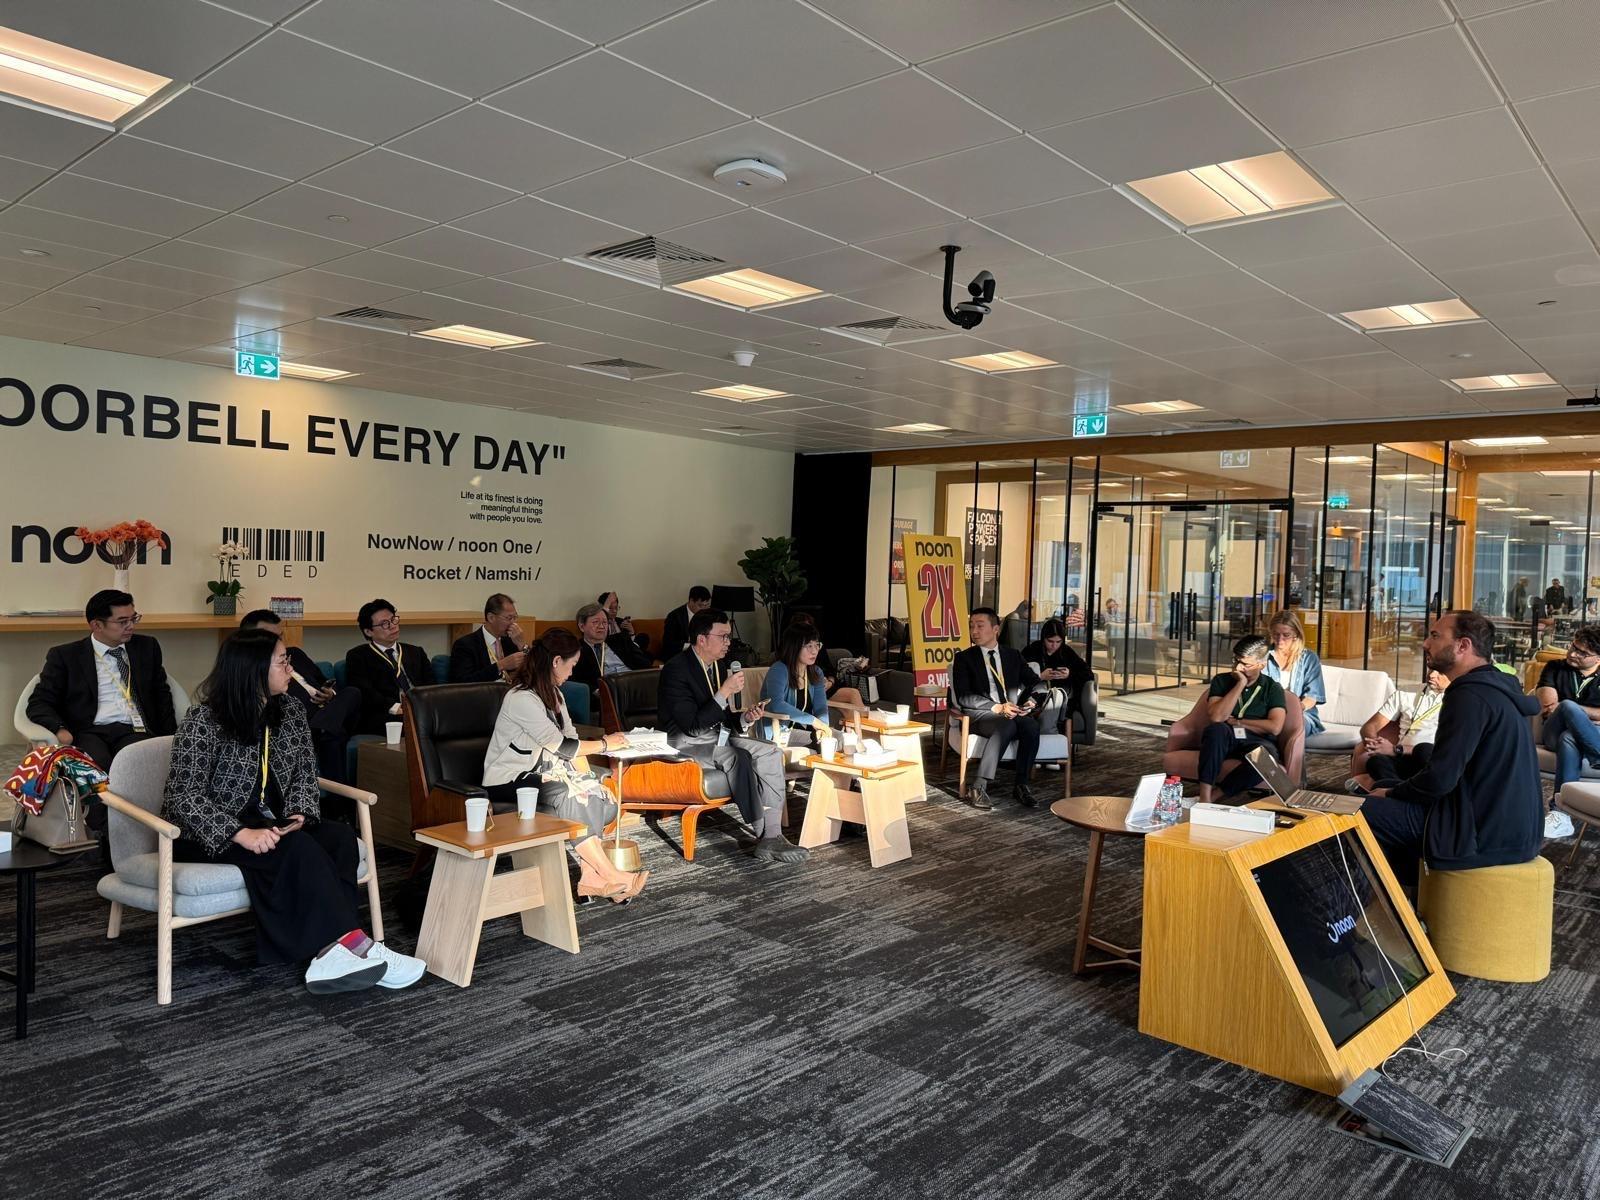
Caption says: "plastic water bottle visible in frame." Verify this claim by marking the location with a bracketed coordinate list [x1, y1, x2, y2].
[1155, 775, 1183, 825]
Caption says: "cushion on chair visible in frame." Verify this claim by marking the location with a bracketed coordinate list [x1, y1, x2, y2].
[107, 738, 177, 863]
[1417, 857, 1553, 983]
[1316, 666, 1394, 731]
[431, 653, 451, 684]
[1558, 780, 1600, 823]
[407, 682, 509, 791]
[606, 669, 661, 730]
[97, 874, 250, 920]
[559, 681, 591, 725]
[1304, 725, 1362, 752]
[113, 838, 369, 896]
[700, 768, 732, 798]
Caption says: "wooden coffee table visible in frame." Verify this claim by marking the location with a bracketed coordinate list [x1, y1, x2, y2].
[799, 756, 919, 868]
[849, 715, 933, 803]
[1051, 794, 1173, 975]
[413, 813, 586, 987]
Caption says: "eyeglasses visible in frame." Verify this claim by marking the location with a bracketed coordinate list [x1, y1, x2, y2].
[104, 613, 142, 627]
[371, 618, 400, 631]
[271, 654, 291, 668]
[803, 640, 823, 651]
[707, 631, 732, 642]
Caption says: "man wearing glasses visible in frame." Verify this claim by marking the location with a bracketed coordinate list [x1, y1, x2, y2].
[27, 588, 177, 771]
[1534, 626, 1600, 835]
[343, 599, 436, 735]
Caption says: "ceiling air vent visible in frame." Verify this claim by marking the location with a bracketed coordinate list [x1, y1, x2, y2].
[824, 315, 950, 346]
[573, 236, 726, 288]
[569, 358, 675, 382]
[318, 306, 434, 335]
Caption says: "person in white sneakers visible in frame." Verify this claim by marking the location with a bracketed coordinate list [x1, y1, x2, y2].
[163, 629, 424, 993]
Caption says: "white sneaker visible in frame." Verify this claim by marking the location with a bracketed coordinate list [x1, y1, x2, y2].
[1545, 809, 1576, 840]
[367, 940, 427, 989]
[305, 942, 386, 994]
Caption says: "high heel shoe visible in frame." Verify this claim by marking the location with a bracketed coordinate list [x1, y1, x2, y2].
[577, 861, 633, 902]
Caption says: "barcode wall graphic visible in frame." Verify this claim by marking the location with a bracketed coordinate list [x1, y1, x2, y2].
[221, 527, 326, 562]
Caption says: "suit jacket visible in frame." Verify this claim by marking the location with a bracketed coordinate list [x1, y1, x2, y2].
[448, 626, 518, 683]
[952, 644, 1044, 718]
[662, 605, 693, 656]
[344, 641, 434, 735]
[27, 634, 176, 737]
[657, 649, 742, 749]
[570, 635, 650, 697]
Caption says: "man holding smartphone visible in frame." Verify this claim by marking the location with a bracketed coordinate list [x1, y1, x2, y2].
[952, 608, 1049, 810]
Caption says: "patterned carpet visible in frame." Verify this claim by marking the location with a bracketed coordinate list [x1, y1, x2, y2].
[2, 724, 1597, 1200]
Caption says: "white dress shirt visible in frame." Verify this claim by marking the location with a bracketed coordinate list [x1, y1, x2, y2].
[90, 636, 142, 727]
[482, 626, 502, 667]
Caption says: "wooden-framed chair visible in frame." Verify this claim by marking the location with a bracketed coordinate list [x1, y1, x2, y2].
[400, 681, 511, 833]
[939, 687, 1072, 800]
[1162, 689, 1305, 788]
[95, 736, 383, 1006]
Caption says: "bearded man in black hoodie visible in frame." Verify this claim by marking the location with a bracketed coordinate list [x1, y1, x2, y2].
[1364, 610, 1543, 887]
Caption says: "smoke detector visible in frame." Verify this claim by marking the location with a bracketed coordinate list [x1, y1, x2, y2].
[730, 349, 757, 368]
[712, 158, 788, 192]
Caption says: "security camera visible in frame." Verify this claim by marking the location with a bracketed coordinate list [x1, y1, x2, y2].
[939, 245, 997, 331]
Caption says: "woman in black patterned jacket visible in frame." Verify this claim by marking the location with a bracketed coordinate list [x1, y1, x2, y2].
[162, 629, 425, 993]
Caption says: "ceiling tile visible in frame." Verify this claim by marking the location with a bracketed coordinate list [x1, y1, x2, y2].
[1059, 236, 1230, 285]
[1368, 321, 1540, 376]
[538, 161, 740, 232]
[1300, 107, 1537, 202]
[1469, 0, 1600, 100]
[93, 257, 239, 297]
[129, 89, 369, 178]
[26, 174, 222, 238]
[497, 260, 645, 301]
[925, 6, 1205, 130]
[491, 51, 743, 157]
[308, 149, 519, 223]
[0, 230, 118, 275]
[1011, 286, 1160, 322]
[884, 138, 1100, 219]
[1400, 215, 1594, 277]
[613, 0, 900, 115]
[1227, 27, 1500, 147]
[380, 226, 549, 275]
[1125, 269, 1290, 311]
[240, 184, 433, 246]
[1193, 205, 1385, 268]
[1435, 251, 1600, 300]
[319, 249, 478, 291]
[3, 0, 264, 81]
[759, 176, 954, 244]
[0, 206, 163, 256]
[1249, 244, 1450, 312]
[428, 276, 577, 316]
[452, 197, 636, 256]
[1124, 0, 1452, 79]
[982, 189, 1171, 256]
[1354, 169, 1569, 242]
[180, 213, 364, 266]
[0, 102, 111, 169]
[73, 135, 288, 210]
[498, 0, 693, 44]
[660, 209, 840, 268]
[0, 156, 51, 203]
[390, 106, 619, 192]
[811, 0, 1097, 63]
[640, 121, 863, 199]
[1037, 89, 1277, 184]
[287, 0, 589, 95]
[1515, 84, 1600, 165]
[202, 31, 463, 142]
[767, 70, 1012, 172]
[136, 240, 298, 286]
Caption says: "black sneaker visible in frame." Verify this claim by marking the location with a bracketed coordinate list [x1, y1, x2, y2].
[748, 837, 810, 863]
[965, 780, 994, 811]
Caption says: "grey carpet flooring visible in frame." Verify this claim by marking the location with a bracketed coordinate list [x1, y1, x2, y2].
[1, 722, 1596, 1200]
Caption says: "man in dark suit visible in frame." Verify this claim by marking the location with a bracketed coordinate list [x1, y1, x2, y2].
[662, 585, 711, 657]
[448, 592, 528, 682]
[343, 599, 435, 735]
[952, 606, 1049, 811]
[571, 601, 651, 701]
[240, 609, 363, 782]
[27, 588, 177, 772]
[657, 608, 808, 863]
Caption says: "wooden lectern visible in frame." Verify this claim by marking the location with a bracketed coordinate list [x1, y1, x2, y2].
[1139, 807, 1455, 1096]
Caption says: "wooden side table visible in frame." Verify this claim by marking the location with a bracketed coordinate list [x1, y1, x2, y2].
[412, 813, 586, 987]
[850, 715, 933, 804]
[355, 739, 415, 851]
[799, 756, 918, 868]
[0, 824, 78, 1038]
[1050, 794, 1168, 975]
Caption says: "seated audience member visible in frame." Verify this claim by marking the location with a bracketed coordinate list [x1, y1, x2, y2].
[1534, 626, 1600, 832]
[952, 607, 1050, 811]
[1000, 601, 1032, 652]
[163, 629, 423, 993]
[598, 591, 650, 656]
[1022, 618, 1092, 731]
[482, 628, 645, 901]
[1197, 635, 1287, 805]
[1350, 669, 1448, 792]
[28, 588, 177, 772]
[1363, 611, 1543, 887]
[662, 585, 712, 656]
[1262, 610, 1326, 738]
[571, 601, 650, 699]
[783, 614, 866, 711]
[343, 600, 435, 735]
[658, 609, 808, 862]
[760, 624, 832, 747]
[448, 592, 528, 683]
[1546, 577, 1569, 614]
[239, 609, 361, 784]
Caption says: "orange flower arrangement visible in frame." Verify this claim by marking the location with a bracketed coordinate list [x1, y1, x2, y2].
[75, 520, 168, 567]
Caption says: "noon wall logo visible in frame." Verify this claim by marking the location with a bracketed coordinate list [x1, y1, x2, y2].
[10, 524, 174, 565]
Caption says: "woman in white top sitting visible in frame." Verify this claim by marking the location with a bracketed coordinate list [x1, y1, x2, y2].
[482, 627, 646, 902]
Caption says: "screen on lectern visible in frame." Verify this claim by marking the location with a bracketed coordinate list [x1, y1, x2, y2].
[1250, 830, 1430, 1047]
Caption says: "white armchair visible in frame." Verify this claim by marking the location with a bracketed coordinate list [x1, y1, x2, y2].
[1303, 666, 1394, 755]
[939, 686, 1072, 800]
[14, 673, 193, 745]
[95, 736, 384, 1005]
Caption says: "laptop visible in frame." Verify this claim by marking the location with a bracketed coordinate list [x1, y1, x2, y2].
[1245, 746, 1365, 815]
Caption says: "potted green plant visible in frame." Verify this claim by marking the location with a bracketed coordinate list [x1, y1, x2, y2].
[738, 536, 807, 651]
[206, 540, 249, 616]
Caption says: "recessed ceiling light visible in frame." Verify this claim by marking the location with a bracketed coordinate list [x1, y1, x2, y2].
[1153, 470, 1182, 477]
[18, 247, 49, 257]
[1126, 151, 1332, 228]
[696, 384, 788, 402]
[1339, 298, 1479, 330]
[326, 214, 350, 223]
[945, 350, 1059, 374]
[81, 304, 101, 312]
[1466, 436, 1549, 447]
[1540, 470, 1592, 477]
[1154, 491, 1188, 498]
[1115, 399, 1203, 415]
[279, 361, 359, 381]
[1451, 374, 1558, 391]
[1477, 496, 1505, 504]
[881, 422, 949, 434]
[0, 25, 170, 124]
[1522, 513, 1554, 520]
[671, 267, 822, 311]
[412, 324, 540, 349]
[1378, 472, 1430, 481]
[1499, 506, 1531, 512]
[1311, 455, 1370, 465]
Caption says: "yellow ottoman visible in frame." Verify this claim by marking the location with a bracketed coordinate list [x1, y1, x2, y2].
[1417, 857, 1553, 983]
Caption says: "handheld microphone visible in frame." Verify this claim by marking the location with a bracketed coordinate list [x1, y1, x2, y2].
[729, 660, 743, 712]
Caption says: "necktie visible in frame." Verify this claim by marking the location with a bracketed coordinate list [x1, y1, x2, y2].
[389, 647, 412, 692]
[988, 650, 1003, 700]
[108, 646, 146, 730]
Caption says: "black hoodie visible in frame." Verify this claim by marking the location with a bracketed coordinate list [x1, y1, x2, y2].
[1389, 663, 1543, 871]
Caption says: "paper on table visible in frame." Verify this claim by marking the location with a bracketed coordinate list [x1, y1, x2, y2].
[607, 727, 680, 759]
[1125, 772, 1167, 831]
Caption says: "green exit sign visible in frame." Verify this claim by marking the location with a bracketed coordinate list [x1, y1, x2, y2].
[1072, 413, 1107, 438]
[236, 351, 279, 380]
[1328, 493, 1350, 510]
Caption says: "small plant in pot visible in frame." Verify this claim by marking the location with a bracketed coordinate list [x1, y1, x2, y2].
[738, 535, 807, 652]
[207, 541, 249, 616]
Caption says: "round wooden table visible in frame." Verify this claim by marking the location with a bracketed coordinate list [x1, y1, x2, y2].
[1051, 794, 1164, 975]
[1, 825, 78, 1038]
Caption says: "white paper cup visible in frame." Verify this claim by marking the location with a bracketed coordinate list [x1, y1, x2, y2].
[842, 730, 860, 751]
[818, 736, 838, 760]
[894, 703, 910, 722]
[515, 786, 538, 819]
[464, 796, 489, 833]
[384, 721, 402, 745]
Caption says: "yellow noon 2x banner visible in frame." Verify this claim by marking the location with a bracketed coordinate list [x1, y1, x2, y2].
[900, 532, 969, 714]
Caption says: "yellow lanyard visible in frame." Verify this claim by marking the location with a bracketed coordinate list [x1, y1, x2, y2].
[258, 726, 271, 812]
[593, 642, 607, 675]
[700, 657, 721, 697]
[1404, 690, 1443, 733]
[985, 650, 1006, 694]
[1234, 683, 1262, 718]
[371, 642, 402, 677]
[797, 671, 808, 709]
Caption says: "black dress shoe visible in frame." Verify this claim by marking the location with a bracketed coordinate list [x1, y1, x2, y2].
[965, 780, 994, 811]
[1013, 784, 1038, 808]
[748, 837, 810, 863]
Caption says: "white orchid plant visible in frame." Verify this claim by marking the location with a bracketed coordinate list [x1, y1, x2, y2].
[207, 540, 250, 604]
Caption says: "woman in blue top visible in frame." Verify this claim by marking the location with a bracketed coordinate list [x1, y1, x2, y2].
[1262, 610, 1325, 737]
[760, 623, 832, 746]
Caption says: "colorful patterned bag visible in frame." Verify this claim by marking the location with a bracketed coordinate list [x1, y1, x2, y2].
[4, 745, 107, 854]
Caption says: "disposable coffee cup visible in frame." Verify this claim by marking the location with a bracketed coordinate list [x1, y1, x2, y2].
[894, 703, 910, 722]
[515, 786, 537, 819]
[819, 735, 838, 760]
[464, 796, 489, 833]
[385, 721, 402, 745]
